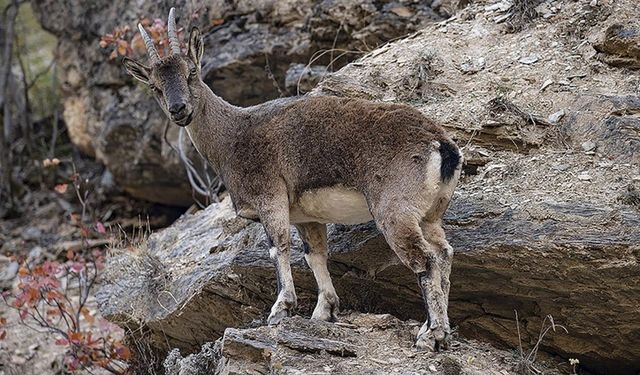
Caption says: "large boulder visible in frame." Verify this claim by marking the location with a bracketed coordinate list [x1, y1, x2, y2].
[98, 193, 640, 375]
[30, 0, 442, 205]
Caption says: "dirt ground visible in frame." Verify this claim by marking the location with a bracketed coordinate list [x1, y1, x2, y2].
[1, 306, 70, 375]
[458, 148, 639, 209]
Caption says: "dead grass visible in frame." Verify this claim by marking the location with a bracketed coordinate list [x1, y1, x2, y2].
[617, 182, 640, 208]
[397, 51, 449, 103]
[515, 311, 568, 375]
[297, 48, 366, 95]
[101, 228, 171, 374]
[102, 220, 172, 324]
[110, 217, 151, 251]
[124, 324, 166, 375]
[487, 97, 552, 127]
[505, 0, 543, 33]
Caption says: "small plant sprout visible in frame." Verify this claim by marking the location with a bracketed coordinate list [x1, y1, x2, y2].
[569, 358, 580, 374]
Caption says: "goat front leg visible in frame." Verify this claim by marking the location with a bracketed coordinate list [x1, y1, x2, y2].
[258, 198, 297, 325]
[295, 223, 339, 322]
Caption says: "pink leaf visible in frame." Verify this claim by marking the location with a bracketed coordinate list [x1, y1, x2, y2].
[70, 262, 84, 273]
[96, 221, 106, 234]
[43, 260, 60, 275]
[54, 184, 68, 194]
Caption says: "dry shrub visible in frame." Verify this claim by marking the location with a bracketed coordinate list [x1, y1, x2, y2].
[124, 324, 166, 375]
[505, 0, 543, 33]
[2, 256, 131, 374]
[515, 312, 568, 375]
[617, 182, 640, 208]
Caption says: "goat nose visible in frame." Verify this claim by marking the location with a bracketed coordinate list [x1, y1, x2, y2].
[169, 102, 186, 115]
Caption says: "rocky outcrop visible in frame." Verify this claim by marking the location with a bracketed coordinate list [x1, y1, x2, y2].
[98, 192, 640, 375]
[98, 1, 640, 374]
[594, 24, 640, 69]
[30, 0, 442, 205]
[312, 1, 639, 163]
[306, 2, 640, 372]
[163, 313, 559, 375]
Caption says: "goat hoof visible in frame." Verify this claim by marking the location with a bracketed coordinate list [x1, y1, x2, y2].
[415, 332, 437, 352]
[415, 323, 450, 352]
[267, 308, 289, 325]
[439, 334, 451, 350]
[267, 297, 296, 325]
[311, 293, 339, 322]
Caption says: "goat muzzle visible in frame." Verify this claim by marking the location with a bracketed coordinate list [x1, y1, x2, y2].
[171, 109, 193, 127]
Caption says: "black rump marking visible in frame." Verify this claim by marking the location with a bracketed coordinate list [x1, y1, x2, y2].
[439, 141, 460, 182]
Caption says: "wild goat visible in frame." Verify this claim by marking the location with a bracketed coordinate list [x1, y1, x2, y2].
[124, 8, 462, 351]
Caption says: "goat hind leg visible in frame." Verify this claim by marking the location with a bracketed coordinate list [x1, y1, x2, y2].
[376, 213, 449, 351]
[295, 223, 339, 322]
[420, 220, 453, 344]
[416, 264, 449, 351]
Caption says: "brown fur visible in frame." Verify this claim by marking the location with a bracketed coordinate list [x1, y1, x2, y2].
[124, 18, 463, 352]
[221, 96, 456, 215]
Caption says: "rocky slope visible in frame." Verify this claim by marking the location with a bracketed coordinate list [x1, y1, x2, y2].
[308, 0, 640, 372]
[309, 0, 640, 372]
[30, 0, 441, 205]
[98, 0, 640, 374]
[98, 190, 639, 375]
[163, 313, 559, 375]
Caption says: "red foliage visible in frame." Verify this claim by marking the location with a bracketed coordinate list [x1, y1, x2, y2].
[99, 17, 183, 60]
[54, 183, 68, 194]
[99, 25, 134, 60]
[3, 254, 129, 374]
[2, 168, 130, 374]
[96, 221, 107, 234]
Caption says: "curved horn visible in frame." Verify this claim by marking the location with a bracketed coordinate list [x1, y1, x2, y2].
[138, 23, 160, 64]
[167, 7, 181, 55]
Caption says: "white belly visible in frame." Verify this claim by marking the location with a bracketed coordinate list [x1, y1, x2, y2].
[290, 186, 373, 225]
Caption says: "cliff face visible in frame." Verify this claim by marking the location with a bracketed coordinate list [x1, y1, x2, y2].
[30, 0, 441, 205]
[96, 0, 640, 374]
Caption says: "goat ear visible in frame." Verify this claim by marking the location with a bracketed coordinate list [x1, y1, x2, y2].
[123, 57, 150, 84]
[188, 27, 204, 68]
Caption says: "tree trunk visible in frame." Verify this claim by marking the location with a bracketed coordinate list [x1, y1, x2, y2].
[0, 1, 19, 214]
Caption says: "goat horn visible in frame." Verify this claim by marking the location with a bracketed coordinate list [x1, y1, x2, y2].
[167, 7, 181, 55]
[138, 23, 160, 64]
